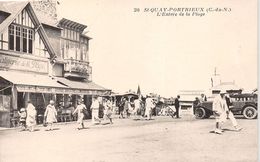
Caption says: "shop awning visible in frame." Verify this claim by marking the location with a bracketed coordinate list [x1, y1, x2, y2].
[0, 71, 68, 93]
[55, 77, 111, 95]
[0, 71, 111, 95]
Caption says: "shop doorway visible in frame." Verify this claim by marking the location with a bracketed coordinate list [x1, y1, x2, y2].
[0, 95, 11, 127]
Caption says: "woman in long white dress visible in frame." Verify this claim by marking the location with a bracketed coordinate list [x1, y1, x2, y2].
[44, 100, 57, 131]
[133, 97, 141, 119]
[91, 96, 101, 124]
[26, 101, 37, 132]
[145, 97, 155, 120]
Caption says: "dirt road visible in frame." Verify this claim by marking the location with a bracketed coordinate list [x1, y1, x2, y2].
[0, 116, 257, 162]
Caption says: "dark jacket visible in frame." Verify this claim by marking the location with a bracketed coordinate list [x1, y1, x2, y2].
[174, 98, 180, 108]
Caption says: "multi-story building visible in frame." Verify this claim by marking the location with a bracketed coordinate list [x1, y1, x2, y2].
[0, 1, 110, 127]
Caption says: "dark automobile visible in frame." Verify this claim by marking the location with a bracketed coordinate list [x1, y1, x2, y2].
[194, 93, 258, 119]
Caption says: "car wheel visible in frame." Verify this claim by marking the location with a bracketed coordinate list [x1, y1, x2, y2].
[243, 106, 257, 119]
[195, 107, 206, 119]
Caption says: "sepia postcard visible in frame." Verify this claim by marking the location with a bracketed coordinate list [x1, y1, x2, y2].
[0, 0, 258, 162]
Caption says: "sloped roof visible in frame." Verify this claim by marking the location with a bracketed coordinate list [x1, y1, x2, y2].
[0, 1, 29, 34]
[81, 34, 92, 40]
[0, 1, 57, 60]
[0, 70, 66, 88]
[111, 92, 138, 97]
[56, 77, 110, 91]
[58, 18, 87, 31]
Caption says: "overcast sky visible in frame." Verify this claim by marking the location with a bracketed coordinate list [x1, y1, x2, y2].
[58, 0, 257, 97]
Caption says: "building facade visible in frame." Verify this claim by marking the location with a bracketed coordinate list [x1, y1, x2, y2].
[0, 1, 110, 127]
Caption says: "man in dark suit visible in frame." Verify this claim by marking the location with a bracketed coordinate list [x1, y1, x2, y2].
[174, 95, 180, 118]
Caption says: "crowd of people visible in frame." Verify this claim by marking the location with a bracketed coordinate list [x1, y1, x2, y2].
[16, 91, 243, 134]
[17, 94, 172, 132]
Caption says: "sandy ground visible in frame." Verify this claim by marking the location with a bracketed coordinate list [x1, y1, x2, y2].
[0, 116, 257, 162]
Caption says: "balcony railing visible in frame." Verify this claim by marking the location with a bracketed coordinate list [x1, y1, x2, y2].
[64, 58, 92, 79]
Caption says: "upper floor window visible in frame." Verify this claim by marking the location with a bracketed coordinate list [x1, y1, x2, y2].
[0, 32, 8, 50]
[61, 28, 80, 42]
[8, 24, 34, 54]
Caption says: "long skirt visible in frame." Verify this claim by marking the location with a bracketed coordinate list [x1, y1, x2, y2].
[26, 116, 36, 127]
[145, 107, 152, 117]
[46, 114, 57, 124]
[92, 109, 99, 123]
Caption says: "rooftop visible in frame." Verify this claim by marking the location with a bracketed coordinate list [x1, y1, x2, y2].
[58, 18, 87, 32]
[0, 1, 29, 34]
[211, 82, 242, 91]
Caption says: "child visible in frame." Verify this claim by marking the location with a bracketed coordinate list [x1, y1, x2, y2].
[18, 108, 27, 131]
[103, 98, 113, 124]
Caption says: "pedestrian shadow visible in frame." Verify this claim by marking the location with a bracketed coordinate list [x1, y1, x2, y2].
[20, 128, 41, 132]
[18, 129, 28, 132]
[45, 128, 60, 131]
[78, 127, 90, 130]
[222, 128, 238, 132]
[101, 122, 112, 125]
[145, 119, 155, 121]
[208, 131, 222, 135]
[33, 128, 41, 132]
[52, 128, 60, 131]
